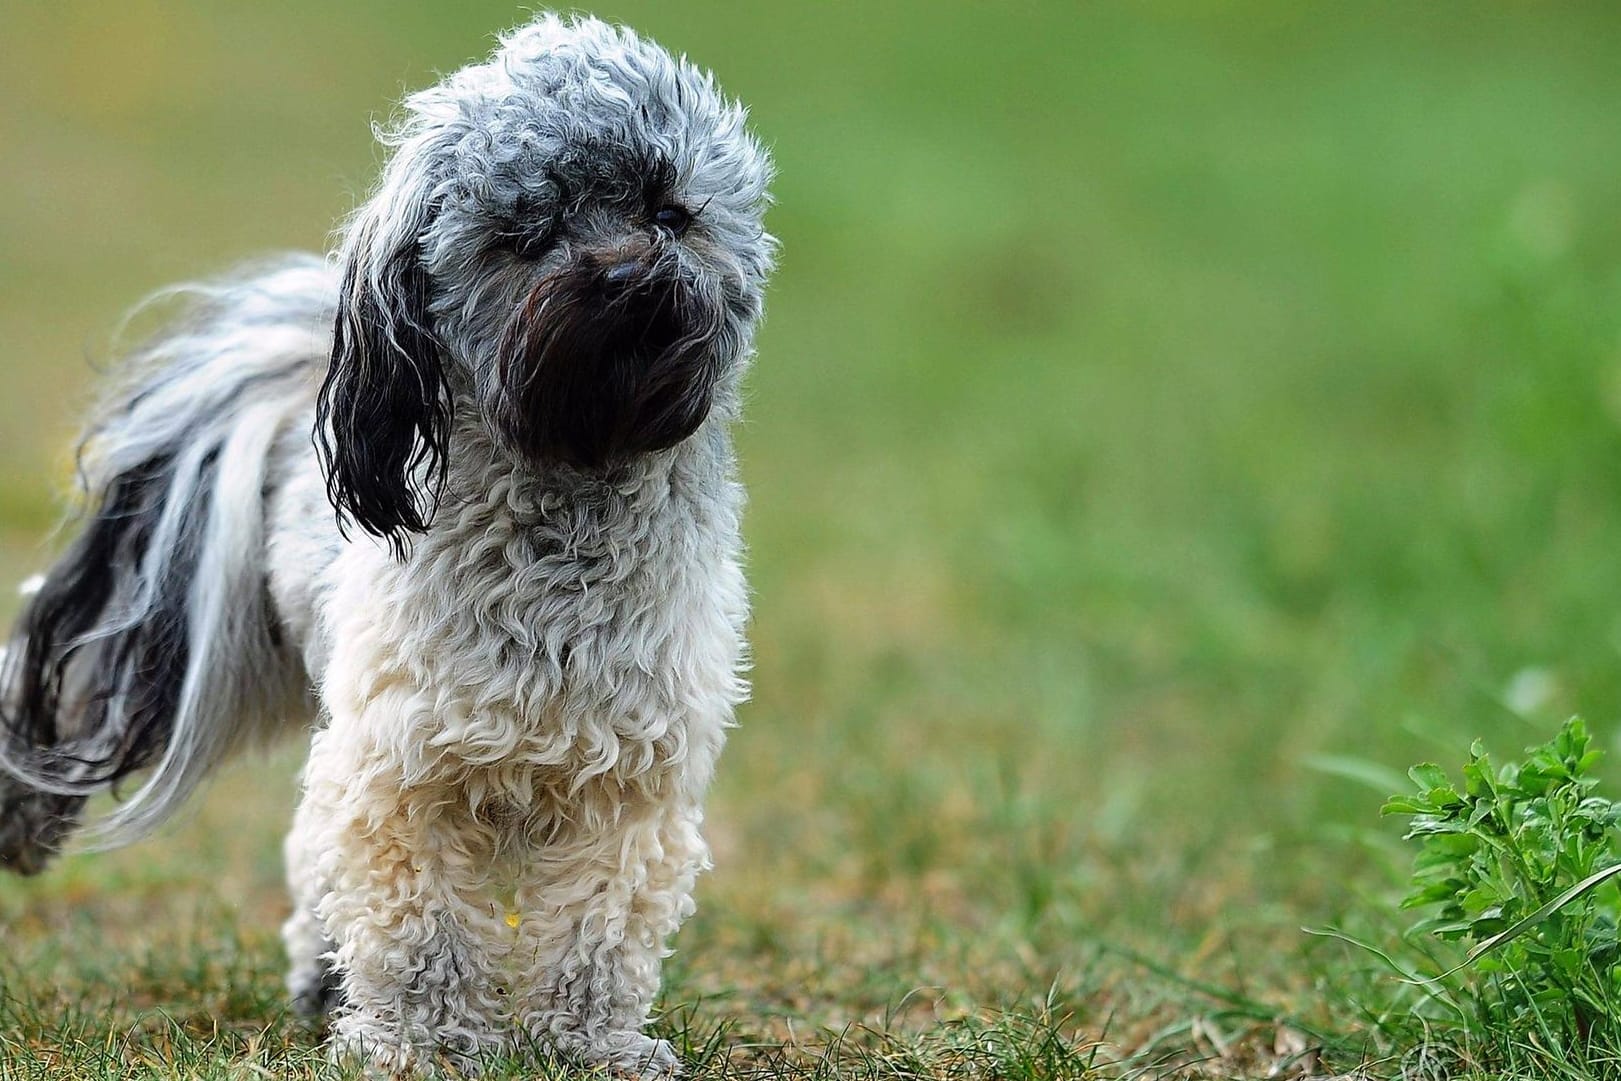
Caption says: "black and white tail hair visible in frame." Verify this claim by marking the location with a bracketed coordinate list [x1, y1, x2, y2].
[0, 259, 326, 856]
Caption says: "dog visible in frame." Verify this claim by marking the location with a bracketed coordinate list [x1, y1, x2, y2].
[0, 13, 773, 1076]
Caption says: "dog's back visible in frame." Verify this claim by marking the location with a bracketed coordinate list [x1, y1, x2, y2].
[0, 256, 334, 868]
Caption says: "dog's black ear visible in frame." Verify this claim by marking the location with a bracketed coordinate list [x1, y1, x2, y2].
[316, 188, 452, 555]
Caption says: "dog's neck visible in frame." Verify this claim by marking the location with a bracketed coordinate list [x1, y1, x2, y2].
[435, 403, 737, 539]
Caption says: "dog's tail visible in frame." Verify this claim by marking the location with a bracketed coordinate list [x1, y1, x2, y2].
[0, 256, 334, 868]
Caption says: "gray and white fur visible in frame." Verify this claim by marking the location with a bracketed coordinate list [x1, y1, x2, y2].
[0, 14, 773, 1077]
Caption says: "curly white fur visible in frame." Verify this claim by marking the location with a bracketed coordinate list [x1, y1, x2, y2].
[275, 414, 747, 1075]
[0, 13, 773, 1077]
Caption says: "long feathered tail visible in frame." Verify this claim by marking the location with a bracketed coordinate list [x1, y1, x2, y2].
[0, 256, 334, 872]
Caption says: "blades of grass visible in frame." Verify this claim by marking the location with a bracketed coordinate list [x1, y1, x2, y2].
[1095, 940, 1352, 1050]
[1301, 927, 1466, 1020]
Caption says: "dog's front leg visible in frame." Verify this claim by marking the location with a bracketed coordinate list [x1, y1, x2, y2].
[282, 773, 344, 1018]
[512, 800, 709, 1078]
[298, 716, 511, 1076]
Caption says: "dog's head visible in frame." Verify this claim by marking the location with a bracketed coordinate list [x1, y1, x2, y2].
[316, 14, 775, 548]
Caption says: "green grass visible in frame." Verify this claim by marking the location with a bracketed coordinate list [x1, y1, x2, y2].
[5, 1, 1621, 1077]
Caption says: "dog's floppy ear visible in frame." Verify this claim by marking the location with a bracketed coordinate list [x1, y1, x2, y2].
[316, 182, 452, 555]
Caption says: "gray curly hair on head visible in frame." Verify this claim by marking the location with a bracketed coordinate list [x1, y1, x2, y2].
[318, 13, 776, 550]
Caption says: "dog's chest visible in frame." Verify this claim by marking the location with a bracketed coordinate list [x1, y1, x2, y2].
[388, 462, 747, 783]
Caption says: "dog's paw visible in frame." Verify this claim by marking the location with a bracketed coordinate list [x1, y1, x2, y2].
[327, 1021, 429, 1078]
[602, 1034, 680, 1079]
[288, 957, 345, 1019]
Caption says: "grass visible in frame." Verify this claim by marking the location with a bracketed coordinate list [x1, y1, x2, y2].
[4, 1, 1621, 1077]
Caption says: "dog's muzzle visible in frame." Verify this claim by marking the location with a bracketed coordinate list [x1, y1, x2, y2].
[491, 242, 727, 470]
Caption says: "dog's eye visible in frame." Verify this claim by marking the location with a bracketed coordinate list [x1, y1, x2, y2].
[653, 205, 691, 237]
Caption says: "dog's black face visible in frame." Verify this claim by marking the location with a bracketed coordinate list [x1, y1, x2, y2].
[488, 232, 729, 470]
[315, 21, 774, 549]
[468, 144, 747, 471]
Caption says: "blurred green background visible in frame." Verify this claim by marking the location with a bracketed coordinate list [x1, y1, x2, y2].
[5, 0, 1621, 1064]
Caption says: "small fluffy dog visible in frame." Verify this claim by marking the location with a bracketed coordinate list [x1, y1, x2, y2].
[0, 13, 772, 1077]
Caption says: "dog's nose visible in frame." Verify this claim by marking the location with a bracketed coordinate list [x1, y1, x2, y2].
[604, 261, 642, 285]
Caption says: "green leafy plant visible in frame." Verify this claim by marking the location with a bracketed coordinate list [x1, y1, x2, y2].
[1383, 718, 1621, 1058]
